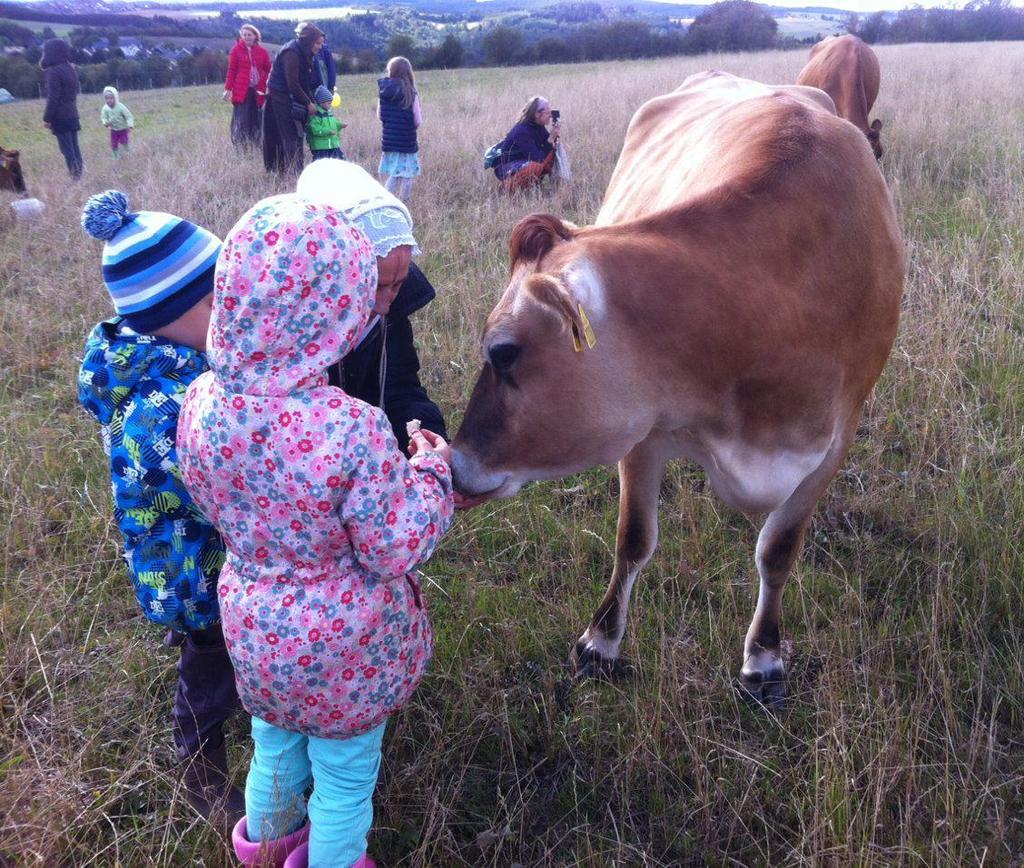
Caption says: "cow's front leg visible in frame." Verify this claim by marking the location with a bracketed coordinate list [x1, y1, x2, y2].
[572, 437, 668, 678]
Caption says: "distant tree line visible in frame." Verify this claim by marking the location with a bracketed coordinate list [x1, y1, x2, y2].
[2, 0, 1022, 102]
[845, 0, 1024, 44]
[0, 47, 230, 99]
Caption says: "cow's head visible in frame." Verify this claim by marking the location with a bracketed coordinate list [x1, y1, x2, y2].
[866, 119, 883, 160]
[451, 214, 653, 499]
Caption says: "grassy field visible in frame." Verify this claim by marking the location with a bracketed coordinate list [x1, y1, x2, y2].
[2, 42, 1024, 866]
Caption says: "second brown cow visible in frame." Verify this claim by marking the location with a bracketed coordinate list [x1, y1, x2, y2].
[797, 34, 884, 159]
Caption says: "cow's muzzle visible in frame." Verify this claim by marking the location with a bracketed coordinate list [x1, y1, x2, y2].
[449, 448, 520, 500]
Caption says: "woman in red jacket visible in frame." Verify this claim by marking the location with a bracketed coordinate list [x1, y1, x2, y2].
[222, 23, 271, 148]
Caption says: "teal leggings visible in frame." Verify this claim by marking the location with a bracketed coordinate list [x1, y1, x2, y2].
[246, 716, 386, 868]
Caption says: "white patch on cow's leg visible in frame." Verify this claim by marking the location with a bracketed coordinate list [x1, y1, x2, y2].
[572, 436, 669, 678]
[575, 627, 622, 662]
[574, 558, 643, 666]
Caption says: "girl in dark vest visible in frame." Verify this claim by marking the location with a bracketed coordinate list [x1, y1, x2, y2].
[262, 22, 323, 174]
[376, 57, 421, 202]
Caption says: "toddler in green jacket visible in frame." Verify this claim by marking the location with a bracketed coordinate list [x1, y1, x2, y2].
[306, 84, 345, 161]
[101, 86, 134, 158]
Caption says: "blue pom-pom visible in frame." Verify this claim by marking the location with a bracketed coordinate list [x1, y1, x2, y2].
[81, 190, 130, 241]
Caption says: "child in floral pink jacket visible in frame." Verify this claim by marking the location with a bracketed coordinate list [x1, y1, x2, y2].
[177, 193, 454, 868]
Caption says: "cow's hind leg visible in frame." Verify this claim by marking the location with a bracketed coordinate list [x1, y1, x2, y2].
[572, 437, 668, 678]
[739, 444, 850, 707]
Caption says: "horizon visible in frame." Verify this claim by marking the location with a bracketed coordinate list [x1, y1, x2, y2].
[5, 0, 1021, 20]
[4, 0, 999, 11]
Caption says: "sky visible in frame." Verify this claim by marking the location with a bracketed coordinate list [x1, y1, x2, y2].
[651, 0, 975, 9]
[10, 0, 1008, 17]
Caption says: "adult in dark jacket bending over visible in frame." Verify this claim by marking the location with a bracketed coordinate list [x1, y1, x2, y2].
[296, 159, 446, 453]
[494, 95, 562, 193]
[333, 262, 446, 453]
[40, 38, 82, 179]
[298, 159, 488, 510]
[262, 21, 323, 174]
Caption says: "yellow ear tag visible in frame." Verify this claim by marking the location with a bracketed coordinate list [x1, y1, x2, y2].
[571, 323, 583, 352]
[578, 304, 597, 349]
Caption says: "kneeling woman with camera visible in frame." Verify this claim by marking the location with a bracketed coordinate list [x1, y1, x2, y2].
[493, 96, 561, 192]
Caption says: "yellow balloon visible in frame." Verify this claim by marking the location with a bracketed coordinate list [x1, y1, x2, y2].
[331, 89, 341, 108]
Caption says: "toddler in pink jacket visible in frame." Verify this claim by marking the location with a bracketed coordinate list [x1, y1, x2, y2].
[177, 193, 454, 868]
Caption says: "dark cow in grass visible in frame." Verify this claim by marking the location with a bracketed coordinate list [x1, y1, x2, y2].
[0, 147, 26, 194]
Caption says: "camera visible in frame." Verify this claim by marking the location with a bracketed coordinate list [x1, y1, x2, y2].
[551, 109, 561, 123]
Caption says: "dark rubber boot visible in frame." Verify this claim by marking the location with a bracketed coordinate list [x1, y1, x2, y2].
[182, 739, 246, 828]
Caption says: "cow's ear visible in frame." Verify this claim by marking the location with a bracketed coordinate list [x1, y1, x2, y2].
[870, 119, 883, 131]
[509, 213, 575, 270]
[522, 273, 585, 337]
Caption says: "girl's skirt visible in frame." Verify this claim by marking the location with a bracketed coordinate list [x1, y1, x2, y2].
[379, 151, 420, 178]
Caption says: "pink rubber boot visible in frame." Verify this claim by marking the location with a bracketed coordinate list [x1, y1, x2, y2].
[281, 842, 375, 868]
[231, 815, 310, 867]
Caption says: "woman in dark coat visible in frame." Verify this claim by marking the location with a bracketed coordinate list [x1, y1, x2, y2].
[40, 38, 82, 179]
[312, 40, 337, 94]
[329, 263, 447, 454]
[223, 23, 272, 148]
[262, 22, 323, 174]
[494, 95, 562, 193]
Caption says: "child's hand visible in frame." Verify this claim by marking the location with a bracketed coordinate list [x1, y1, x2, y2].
[407, 428, 451, 464]
[222, 90, 231, 102]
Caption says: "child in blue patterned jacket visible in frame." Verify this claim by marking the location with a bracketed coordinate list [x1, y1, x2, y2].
[77, 190, 244, 828]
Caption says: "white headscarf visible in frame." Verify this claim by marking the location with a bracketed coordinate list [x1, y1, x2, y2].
[295, 160, 419, 259]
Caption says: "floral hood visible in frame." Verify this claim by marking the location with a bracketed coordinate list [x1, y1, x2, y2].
[207, 194, 376, 396]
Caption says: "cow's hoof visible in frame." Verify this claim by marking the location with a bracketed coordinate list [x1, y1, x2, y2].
[570, 641, 633, 681]
[736, 673, 787, 710]
[737, 657, 787, 711]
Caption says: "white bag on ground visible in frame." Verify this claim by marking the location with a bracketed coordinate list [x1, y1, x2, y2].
[553, 142, 573, 185]
[9, 197, 44, 223]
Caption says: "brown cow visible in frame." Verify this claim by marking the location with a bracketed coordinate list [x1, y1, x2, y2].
[0, 146, 26, 194]
[451, 71, 904, 704]
[797, 35, 883, 159]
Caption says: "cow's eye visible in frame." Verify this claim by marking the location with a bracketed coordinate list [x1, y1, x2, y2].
[489, 343, 521, 372]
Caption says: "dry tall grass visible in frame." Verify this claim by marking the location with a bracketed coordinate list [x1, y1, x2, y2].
[1, 42, 1023, 866]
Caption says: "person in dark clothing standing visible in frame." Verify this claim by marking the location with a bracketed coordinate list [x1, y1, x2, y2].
[494, 95, 563, 193]
[40, 38, 82, 179]
[311, 38, 337, 95]
[262, 22, 323, 174]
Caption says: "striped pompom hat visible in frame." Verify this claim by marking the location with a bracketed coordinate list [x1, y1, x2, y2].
[81, 190, 221, 332]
